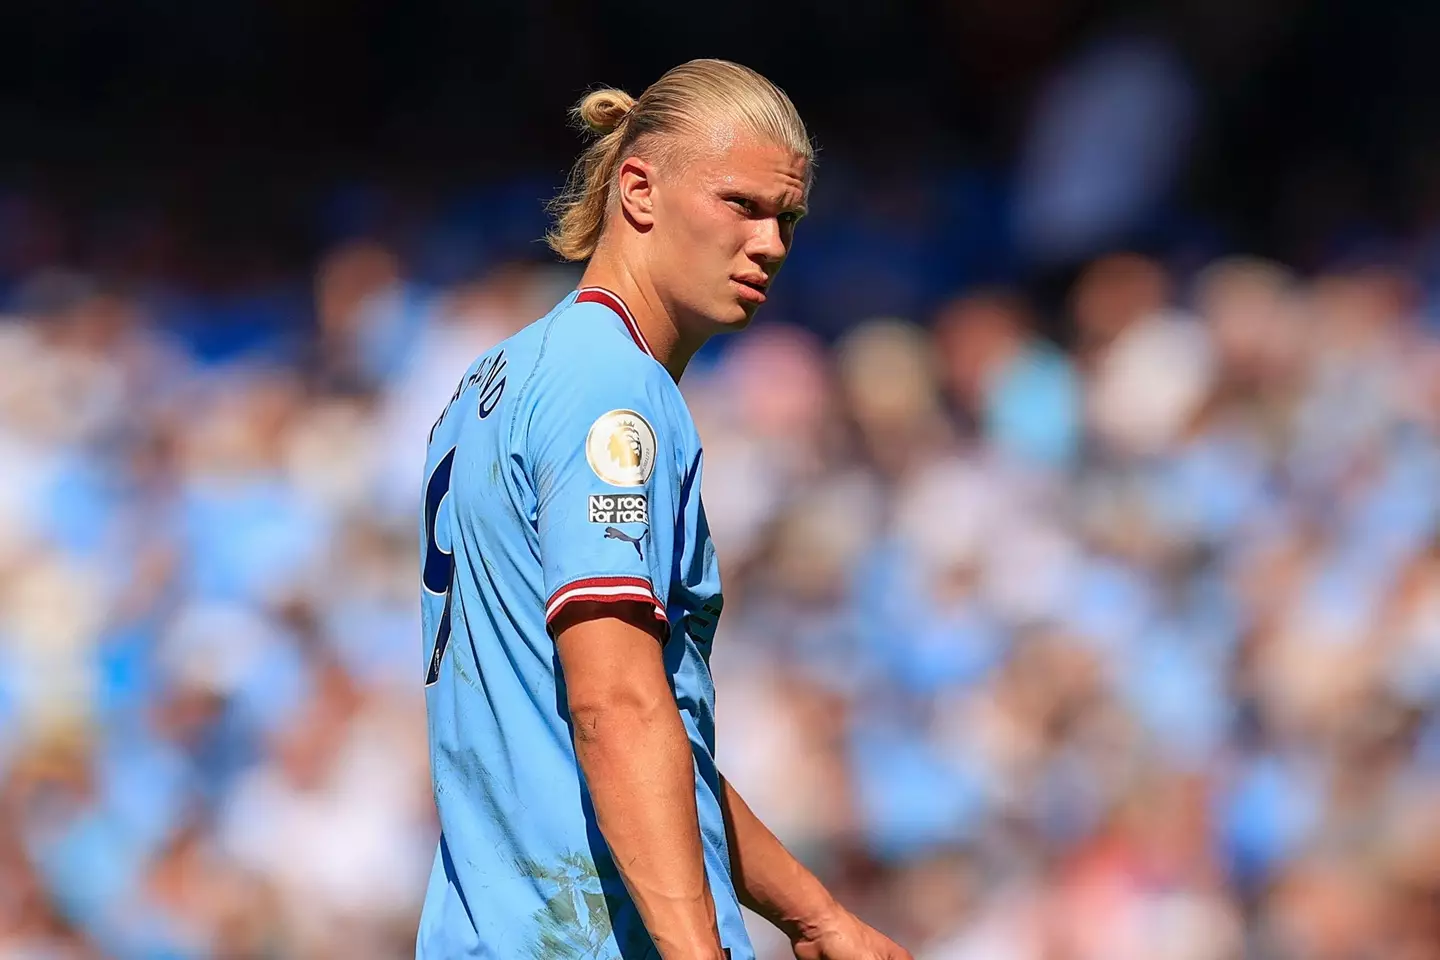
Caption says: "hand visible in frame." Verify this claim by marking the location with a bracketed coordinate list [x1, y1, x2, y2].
[790, 906, 913, 960]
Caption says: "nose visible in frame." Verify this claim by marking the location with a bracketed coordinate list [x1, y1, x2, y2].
[749, 218, 788, 264]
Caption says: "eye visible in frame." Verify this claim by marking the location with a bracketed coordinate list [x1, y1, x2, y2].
[725, 197, 756, 215]
[778, 211, 802, 226]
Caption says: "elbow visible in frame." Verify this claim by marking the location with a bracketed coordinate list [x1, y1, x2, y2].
[567, 683, 674, 745]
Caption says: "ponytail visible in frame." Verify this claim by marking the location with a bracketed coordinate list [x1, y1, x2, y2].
[545, 88, 638, 261]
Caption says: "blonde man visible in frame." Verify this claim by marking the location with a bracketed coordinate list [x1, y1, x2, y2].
[417, 59, 909, 960]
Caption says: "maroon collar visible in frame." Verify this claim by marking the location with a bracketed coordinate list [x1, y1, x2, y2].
[575, 286, 654, 359]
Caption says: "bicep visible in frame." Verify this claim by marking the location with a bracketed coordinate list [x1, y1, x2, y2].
[554, 603, 672, 723]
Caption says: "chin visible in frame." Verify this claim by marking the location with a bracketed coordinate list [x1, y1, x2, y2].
[683, 292, 758, 336]
[714, 297, 759, 331]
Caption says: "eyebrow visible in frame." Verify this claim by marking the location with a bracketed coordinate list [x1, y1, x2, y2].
[719, 181, 809, 219]
[739, 188, 808, 217]
[787, 182, 814, 216]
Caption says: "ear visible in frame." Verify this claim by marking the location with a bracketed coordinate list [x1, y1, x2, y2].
[615, 156, 657, 227]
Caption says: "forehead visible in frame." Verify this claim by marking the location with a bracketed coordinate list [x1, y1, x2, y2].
[684, 132, 810, 203]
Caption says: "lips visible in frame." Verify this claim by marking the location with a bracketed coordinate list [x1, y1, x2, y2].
[733, 276, 769, 298]
[731, 279, 768, 306]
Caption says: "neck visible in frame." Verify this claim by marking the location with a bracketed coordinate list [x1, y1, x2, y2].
[579, 253, 704, 382]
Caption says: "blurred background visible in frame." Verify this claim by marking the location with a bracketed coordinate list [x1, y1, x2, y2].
[5, 2, 1440, 958]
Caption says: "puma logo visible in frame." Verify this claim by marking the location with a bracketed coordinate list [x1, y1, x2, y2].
[603, 526, 644, 560]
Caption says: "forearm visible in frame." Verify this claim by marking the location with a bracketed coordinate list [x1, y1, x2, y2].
[718, 774, 839, 941]
[572, 695, 725, 960]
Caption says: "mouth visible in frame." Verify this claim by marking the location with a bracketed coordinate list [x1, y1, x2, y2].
[731, 277, 769, 304]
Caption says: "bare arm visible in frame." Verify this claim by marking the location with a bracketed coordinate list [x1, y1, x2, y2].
[555, 603, 727, 960]
[720, 775, 913, 960]
[718, 774, 838, 941]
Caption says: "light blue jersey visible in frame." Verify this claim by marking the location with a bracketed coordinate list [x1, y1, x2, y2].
[416, 287, 749, 960]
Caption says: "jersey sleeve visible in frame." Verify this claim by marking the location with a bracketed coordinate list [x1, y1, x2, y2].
[526, 354, 683, 635]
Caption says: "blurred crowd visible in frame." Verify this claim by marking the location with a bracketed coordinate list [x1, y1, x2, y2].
[3, 235, 1440, 960]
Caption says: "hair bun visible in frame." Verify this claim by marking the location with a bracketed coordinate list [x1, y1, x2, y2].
[575, 88, 636, 136]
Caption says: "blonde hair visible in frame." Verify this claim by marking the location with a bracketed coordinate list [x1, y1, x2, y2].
[546, 59, 813, 262]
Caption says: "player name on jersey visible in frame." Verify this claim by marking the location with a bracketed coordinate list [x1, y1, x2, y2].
[588, 493, 649, 525]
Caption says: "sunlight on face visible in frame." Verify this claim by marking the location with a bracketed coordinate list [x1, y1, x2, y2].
[650, 131, 809, 335]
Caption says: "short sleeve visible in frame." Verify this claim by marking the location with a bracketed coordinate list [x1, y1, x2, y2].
[527, 357, 681, 634]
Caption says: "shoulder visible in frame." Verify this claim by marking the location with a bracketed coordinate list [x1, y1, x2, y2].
[525, 301, 678, 413]
[517, 308, 696, 472]
[544, 300, 660, 371]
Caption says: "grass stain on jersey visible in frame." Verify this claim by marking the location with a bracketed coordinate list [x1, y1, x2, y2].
[517, 852, 615, 959]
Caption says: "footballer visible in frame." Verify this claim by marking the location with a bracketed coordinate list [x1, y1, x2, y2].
[415, 59, 911, 960]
